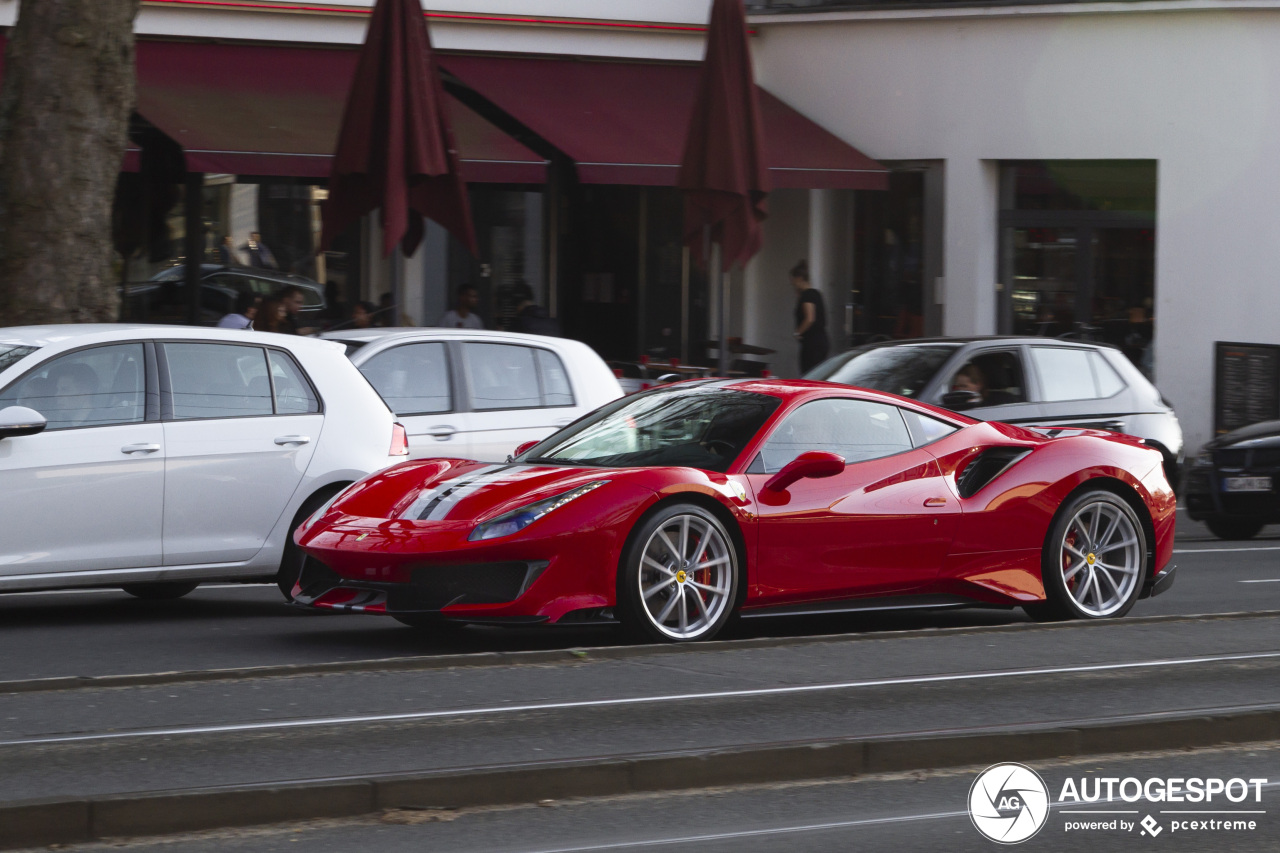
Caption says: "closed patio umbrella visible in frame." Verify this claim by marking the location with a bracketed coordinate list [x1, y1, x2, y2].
[320, 0, 476, 265]
[678, 0, 770, 375]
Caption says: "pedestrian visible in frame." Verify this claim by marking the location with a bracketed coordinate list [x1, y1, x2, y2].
[239, 231, 278, 270]
[790, 260, 829, 374]
[350, 300, 376, 329]
[253, 296, 287, 333]
[510, 281, 560, 336]
[438, 284, 484, 329]
[217, 291, 260, 330]
[218, 235, 241, 267]
[276, 284, 318, 335]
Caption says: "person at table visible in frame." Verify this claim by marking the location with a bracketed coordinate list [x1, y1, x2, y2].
[790, 260, 828, 373]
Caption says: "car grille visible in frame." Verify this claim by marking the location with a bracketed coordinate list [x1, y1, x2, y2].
[1215, 449, 1248, 468]
[404, 561, 549, 608]
[1215, 448, 1280, 472]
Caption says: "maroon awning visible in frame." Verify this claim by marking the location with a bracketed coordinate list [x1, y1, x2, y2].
[132, 40, 547, 183]
[443, 55, 888, 190]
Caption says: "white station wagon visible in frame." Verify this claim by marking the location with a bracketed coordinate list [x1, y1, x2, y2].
[0, 325, 407, 599]
[323, 328, 623, 462]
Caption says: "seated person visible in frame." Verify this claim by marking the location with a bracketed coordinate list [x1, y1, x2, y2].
[950, 363, 987, 404]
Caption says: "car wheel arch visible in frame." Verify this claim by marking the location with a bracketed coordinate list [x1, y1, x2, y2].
[1049, 477, 1157, 572]
[616, 491, 750, 610]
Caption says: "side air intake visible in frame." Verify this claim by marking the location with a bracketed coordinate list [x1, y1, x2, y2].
[955, 447, 1032, 499]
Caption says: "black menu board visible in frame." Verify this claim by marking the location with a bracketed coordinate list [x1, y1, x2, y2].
[1215, 342, 1280, 434]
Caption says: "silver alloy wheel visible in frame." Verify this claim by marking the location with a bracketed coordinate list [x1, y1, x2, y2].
[637, 513, 734, 640]
[1059, 499, 1142, 617]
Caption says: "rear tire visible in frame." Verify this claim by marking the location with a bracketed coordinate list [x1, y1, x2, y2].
[1032, 489, 1147, 621]
[617, 503, 740, 643]
[122, 582, 199, 600]
[1206, 517, 1264, 541]
[277, 486, 348, 601]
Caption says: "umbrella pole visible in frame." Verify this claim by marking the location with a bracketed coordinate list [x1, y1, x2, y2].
[714, 241, 728, 377]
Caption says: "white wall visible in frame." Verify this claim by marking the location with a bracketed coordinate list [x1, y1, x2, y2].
[752, 6, 1280, 452]
[744, 189, 811, 377]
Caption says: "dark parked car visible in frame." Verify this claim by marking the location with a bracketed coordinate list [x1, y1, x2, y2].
[1184, 421, 1280, 539]
[125, 265, 326, 326]
[806, 337, 1184, 485]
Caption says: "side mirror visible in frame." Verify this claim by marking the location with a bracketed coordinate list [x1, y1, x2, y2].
[763, 451, 845, 493]
[941, 390, 983, 411]
[0, 406, 47, 440]
[512, 440, 539, 459]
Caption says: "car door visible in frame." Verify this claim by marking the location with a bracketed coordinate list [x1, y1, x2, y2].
[159, 341, 322, 566]
[745, 397, 961, 604]
[934, 346, 1044, 426]
[353, 341, 466, 459]
[1027, 345, 1132, 431]
[460, 341, 580, 462]
[0, 342, 164, 575]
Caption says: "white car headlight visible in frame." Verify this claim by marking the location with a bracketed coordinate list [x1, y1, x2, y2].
[469, 481, 608, 542]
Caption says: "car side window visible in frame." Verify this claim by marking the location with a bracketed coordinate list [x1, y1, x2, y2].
[900, 409, 959, 446]
[756, 398, 914, 474]
[466, 343, 541, 411]
[268, 350, 320, 414]
[943, 350, 1028, 407]
[358, 343, 452, 415]
[1032, 347, 1103, 401]
[165, 343, 274, 420]
[1090, 351, 1126, 398]
[0, 343, 145, 431]
[536, 349, 575, 407]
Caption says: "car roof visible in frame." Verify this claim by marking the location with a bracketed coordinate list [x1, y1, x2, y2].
[672, 377, 976, 420]
[0, 324, 343, 353]
[850, 336, 1119, 351]
[322, 327, 577, 346]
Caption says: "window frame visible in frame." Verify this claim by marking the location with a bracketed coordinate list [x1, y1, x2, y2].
[0, 340, 157, 432]
[157, 340, 325, 423]
[936, 346, 1032, 408]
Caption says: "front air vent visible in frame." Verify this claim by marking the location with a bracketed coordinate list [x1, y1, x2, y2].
[956, 447, 1031, 499]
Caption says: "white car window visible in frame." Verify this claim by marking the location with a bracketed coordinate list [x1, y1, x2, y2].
[757, 398, 913, 474]
[166, 343, 273, 420]
[901, 409, 959, 446]
[358, 343, 451, 415]
[1032, 347, 1098, 401]
[466, 343, 541, 411]
[1090, 351, 1126, 398]
[0, 343, 145, 431]
[536, 349, 575, 407]
[269, 350, 320, 414]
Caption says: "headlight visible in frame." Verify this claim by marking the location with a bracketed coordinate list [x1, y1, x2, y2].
[469, 481, 608, 541]
[1195, 450, 1214, 467]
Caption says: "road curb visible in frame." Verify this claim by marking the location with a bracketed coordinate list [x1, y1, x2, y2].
[5, 609, 1280, 696]
[2, 705, 1277, 849]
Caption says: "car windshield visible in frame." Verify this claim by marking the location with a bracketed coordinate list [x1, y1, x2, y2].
[524, 386, 781, 473]
[0, 345, 38, 375]
[806, 345, 960, 398]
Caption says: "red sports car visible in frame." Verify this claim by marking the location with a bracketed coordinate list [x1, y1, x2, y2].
[292, 380, 1176, 642]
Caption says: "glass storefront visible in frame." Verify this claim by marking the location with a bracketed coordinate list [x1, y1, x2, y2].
[852, 169, 931, 346]
[999, 161, 1156, 375]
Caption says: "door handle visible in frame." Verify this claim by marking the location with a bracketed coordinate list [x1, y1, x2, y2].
[121, 443, 161, 455]
[274, 435, 311, 446]
[426, 426, 457, 440]
[923, 496, 948, 507]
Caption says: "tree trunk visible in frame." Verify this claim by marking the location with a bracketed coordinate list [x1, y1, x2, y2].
[0, 0, 141, 324]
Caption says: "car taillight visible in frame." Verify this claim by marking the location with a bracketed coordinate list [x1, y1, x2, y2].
[390, 422, 409, 457]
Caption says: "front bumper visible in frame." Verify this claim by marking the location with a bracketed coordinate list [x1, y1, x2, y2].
[1184, 460, 1280, 522]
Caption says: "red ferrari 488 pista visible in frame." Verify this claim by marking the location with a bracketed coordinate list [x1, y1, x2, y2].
[292, 380, 1175, 642]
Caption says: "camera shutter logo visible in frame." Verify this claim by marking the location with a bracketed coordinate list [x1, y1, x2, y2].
[969, 763, 1050, 844]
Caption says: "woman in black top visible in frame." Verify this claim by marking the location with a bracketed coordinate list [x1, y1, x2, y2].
[791, 260, 829, 373]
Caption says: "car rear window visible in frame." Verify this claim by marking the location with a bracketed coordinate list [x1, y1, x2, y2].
[807, 345, 960, 398]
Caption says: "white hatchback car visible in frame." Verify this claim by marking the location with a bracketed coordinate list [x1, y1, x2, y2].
[323, 328, 623, 462]
[0, 325, 407, 599]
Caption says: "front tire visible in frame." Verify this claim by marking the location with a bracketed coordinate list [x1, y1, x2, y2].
[1206, 517, 1264, 541]
[122, 582, 199, 600]
[277, 486, 347, 600]
[1030, 489, 1146, 621]
[617, 503, 740, 643]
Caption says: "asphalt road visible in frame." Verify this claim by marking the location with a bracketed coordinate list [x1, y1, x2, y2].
[0, 513, 1274, 682]
[27, 743, 1280, 852]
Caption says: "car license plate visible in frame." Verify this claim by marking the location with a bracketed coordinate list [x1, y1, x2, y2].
[1223, 476, 1272, 492]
